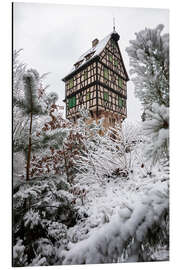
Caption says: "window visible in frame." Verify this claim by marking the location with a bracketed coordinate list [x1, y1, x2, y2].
[109, 54, 113, 63]
[118, 96, 123, 108]
[79, 93, 83, 104]
[86, 92, 90, 101]
[111, 74, 116, 83]
[75, 63, 80, 69]
[69, 78, 74, 89]
[68, 96, 76, 108]
[85, 52, 95, 61]
[114, 59, 118, 67]
[104, 92, 109, 101]
[112, 40, 116, 49]
[104, 68, 109, 80]
[84, 71, 88, 80]
[118, 77, 123, 88]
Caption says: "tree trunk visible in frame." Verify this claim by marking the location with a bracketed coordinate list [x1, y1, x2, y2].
[62, 145, 70, 183]
[26, 112, 33, 181]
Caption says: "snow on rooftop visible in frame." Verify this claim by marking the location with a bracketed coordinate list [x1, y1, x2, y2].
[64, 32, 113, 79]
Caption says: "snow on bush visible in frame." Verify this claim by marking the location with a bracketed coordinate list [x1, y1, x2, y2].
[62, 181, 168, 264]
[13, 239, 28, 267]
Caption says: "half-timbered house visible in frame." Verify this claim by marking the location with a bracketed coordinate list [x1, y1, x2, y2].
[62, 29, 129, 128]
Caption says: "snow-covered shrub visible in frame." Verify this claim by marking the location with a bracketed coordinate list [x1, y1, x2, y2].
[62, 181, 169, 264]
[12, 176, 78, 266]
[66, 121, 144, 241]
[73, 120, 141, 191]
[13, 239, 28, 267]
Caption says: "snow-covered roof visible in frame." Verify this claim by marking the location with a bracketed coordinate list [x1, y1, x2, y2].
[74, 33, 111, 66]
[62, 31, 116, 81]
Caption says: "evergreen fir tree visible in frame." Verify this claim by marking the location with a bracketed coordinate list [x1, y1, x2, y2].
[13, 176, 79, 266]
[126, 24, 169, 110]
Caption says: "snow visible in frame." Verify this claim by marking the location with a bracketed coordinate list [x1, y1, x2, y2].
[13, 23, 169, 266]
[63, 181, 168, 265]
[24, 209, 41, 229]
[13, 118, 169, 265]
[65, 32, 113, 77]
[13, 239, 26, 260]
[126, 24, 169, 108]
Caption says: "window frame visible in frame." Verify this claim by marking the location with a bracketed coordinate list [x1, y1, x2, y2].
[104, 91, 109, 101]
[69, 78, 74, 89]
[86, 92, 90, 101]
[68, 96, 76, 108]
[109, 54, 113, 63]
[118, 77, 123, 88]
[118, 96, 123, 108]
[104, 68, 109, 80]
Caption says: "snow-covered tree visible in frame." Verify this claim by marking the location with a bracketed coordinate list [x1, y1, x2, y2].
[13, 50, 28, 179]
[13, 49, 26, 109]
[126, 25, 169, 165]
[28, 107, 91, 183]
[22, 69, 48, 180]
[143, 103, 169, 164]
[126, 24, 169, 110]
[13, 61, 59, 181]
[13, 176, 80, 266]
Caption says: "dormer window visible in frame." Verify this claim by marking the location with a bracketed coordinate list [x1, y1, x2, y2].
[74, 60, 83, 69]
[85, 52, 95, 61]
[74, 63, 79, 69]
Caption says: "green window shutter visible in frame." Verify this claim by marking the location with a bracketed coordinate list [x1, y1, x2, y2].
[68, 98, 72, 108]
[68, 96, 76, 108]
[72, 96, 76, 107]
[104, 92, 109, 101]
[118, 77, 123, 88]
[86, 93, 90, 100]
[109, 55, 113, 63]
[69, 78, 74, 89]
[114, 59, 118, 67]
[104, 68, 109, 79]
[118, 96, 123, 108]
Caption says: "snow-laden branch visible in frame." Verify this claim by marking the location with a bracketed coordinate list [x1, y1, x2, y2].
[62, 181, 168, 264]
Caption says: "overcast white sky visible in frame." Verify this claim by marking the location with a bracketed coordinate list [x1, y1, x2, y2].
[13, 2, 169, 121]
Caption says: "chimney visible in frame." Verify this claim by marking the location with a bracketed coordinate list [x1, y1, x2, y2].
[92, 38, 99, 47]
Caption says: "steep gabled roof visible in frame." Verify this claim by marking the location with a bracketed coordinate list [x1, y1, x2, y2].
[62, 30, 129, 81]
